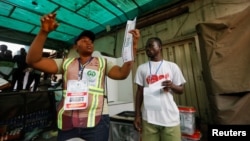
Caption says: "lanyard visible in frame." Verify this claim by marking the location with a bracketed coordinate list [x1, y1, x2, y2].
[149, 60, 163, 76]
[78, 57, 93, 80]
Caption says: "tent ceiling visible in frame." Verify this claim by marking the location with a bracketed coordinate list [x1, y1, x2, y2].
[0, 0, 188, 50]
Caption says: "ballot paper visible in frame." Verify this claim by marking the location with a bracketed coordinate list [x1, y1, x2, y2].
[122, 17, 137, 62]
[143, 80, 165, 111]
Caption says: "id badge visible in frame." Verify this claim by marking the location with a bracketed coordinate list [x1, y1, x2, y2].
[64, 80, 88, 110]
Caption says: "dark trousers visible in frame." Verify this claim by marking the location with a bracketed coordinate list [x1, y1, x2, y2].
[11, 69, 25, 91]
[25, 72, 41, 92]
[57, 115, 110, 141]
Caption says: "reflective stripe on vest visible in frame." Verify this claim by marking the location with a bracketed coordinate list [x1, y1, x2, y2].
[57, 97, 65, 129]
[87, 87, 104, 127]
[62, 57, 75, 84]
[57, 58, 75, 129]
[87, 57, 105, 127]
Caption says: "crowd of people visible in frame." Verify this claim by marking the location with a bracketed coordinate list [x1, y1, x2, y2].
[0, 44, 62, 92]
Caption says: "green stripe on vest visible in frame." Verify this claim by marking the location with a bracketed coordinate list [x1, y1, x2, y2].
[87, 57, 105, 127]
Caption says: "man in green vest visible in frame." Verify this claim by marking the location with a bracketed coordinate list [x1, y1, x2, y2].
[26, 13, 140, 141]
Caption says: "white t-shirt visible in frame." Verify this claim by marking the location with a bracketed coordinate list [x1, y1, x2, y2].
[134, 60, 186, 127]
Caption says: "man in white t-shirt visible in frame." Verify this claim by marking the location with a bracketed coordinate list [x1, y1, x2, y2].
[134, 37, 186, 141]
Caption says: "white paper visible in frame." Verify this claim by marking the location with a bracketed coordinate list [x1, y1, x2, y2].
[149, 79, 165, 89]
[122, 17, 137, 62]
[143, 87, 162, 111]
[143, 79, 166, 110]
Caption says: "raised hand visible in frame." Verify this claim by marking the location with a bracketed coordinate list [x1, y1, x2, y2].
[40, 13, 59, 33]
[129, 29, 140, 44]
